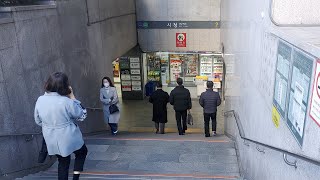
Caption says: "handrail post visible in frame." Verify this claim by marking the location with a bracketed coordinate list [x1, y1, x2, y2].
[256, 145, 265, 154]
[224, 109, 320, 167]
[283, 153, 297, 169]
[243, 139, 250, 147]
[25, 134, 34, 142]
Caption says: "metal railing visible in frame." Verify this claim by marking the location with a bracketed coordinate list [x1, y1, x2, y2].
[224, 110, 320, 168]
[0, 132, 41, 142]
[0, 107, 101, 139]
[86, 107, 103, 111]
[0, 0, 54, 7]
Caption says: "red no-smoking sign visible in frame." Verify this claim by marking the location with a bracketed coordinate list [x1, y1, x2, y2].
[310, 60, 320, 126]
[176, 33, 186, 47]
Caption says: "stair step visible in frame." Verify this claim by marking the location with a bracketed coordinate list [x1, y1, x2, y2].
[85, 137, 235, 148]
[22, 171, 241, 180]
[19, 134, 240, 180]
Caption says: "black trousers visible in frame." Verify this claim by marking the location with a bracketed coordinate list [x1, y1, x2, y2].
[56, 144, 88, 180]
[204, 113, 217, 136]
[108, 123, 118, 134]
[155, 122, 165, 134]
[175, 110, 187, 134]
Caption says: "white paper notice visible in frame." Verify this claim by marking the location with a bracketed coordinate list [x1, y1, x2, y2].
[310, 60, 320, 126]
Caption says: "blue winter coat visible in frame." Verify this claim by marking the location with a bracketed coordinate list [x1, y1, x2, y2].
[34, 92, 87, 157]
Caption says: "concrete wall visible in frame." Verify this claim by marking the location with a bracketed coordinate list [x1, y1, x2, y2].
[136, 0, 221, 52]
[0, 0, 136, 177]
[221, 0, 320, 179]
[271, 0, 320, 25]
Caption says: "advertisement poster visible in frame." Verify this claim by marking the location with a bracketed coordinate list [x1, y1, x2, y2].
[310, 60, 320, 126]
[273, 41, 292, 119]
[287, 49, 313, 146]
[170, 54, 182, 81]
[113, 60, 120, 77]
[184, 55, 198, 77]
[176, 33, 186, 47]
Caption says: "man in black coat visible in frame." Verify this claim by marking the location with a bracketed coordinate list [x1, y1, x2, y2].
[199, 81, 221, 137]
[169, 78, 192, 135]
[149, 82, 170, 134]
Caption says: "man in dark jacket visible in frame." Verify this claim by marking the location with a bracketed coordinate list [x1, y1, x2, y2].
[149, 82, 170, 134]
[199, 81, 221, 137]
[169, 78, 192, 135]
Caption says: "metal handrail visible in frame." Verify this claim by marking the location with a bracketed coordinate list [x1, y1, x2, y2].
[86, 107, 103, 111]
[0, 106, 103, 138]
[0, 132, 41, 138]
[224, 110, 320, 167]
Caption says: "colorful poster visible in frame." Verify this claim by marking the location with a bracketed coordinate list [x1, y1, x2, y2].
[184, 54, 198, 77]
[176, 33, 186, 47]
[287, 49, 313, 146]
[309, 60, 320, 127]
[273, 41, 292, 119]
[170, 54, 182, 81]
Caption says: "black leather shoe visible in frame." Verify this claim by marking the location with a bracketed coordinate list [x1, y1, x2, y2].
[205, 135, 210, 137]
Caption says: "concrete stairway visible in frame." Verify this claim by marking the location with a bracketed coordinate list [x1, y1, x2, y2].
[20, 132, 242, 180]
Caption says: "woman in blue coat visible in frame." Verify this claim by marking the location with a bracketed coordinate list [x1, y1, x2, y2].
[34, 72, 87, 180]
[100, 77, 120, 135]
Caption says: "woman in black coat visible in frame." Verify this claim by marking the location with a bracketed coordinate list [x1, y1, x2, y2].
[149, 82, 169, 134]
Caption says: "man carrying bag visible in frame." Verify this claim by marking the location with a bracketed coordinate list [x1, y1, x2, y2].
[199, 81, 221, 137]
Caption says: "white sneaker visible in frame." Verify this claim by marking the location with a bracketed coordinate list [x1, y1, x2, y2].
[212, 132, 217, 136]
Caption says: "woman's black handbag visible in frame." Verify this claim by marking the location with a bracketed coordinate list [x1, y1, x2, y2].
[38, 137, 48, 163]
[109, 104, 119, 114]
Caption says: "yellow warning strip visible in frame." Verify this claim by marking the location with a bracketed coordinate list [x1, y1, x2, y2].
[119, 127, 203, 133]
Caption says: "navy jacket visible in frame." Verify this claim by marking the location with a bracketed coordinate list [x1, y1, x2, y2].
[169, 85, 192, 111]
[199, 89, 221, 113]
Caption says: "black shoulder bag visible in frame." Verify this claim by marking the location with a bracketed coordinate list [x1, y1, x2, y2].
[38, 137, 48, 163]
[109, 96, 119, 114]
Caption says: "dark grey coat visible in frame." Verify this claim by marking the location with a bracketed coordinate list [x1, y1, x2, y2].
[199, 89, 221, 113]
